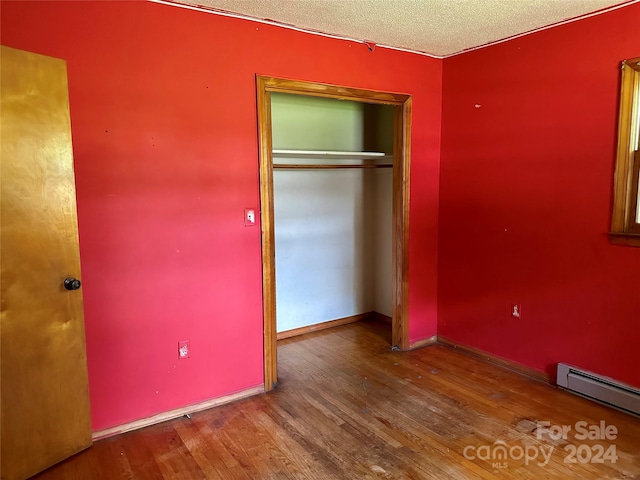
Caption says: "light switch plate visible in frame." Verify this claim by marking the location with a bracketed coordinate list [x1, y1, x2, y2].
[244, 208, 256, 226]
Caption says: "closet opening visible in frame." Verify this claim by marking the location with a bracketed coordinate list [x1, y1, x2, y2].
[257, 76, 412, 391]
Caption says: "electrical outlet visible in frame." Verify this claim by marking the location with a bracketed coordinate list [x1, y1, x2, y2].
[178, 340, 190, 359]
[511, 304, 521, 319]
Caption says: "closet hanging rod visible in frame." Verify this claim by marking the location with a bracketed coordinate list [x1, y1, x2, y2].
[273, 164, 393, 169]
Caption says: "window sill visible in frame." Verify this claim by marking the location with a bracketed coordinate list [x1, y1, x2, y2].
[608, 232, 640, 247]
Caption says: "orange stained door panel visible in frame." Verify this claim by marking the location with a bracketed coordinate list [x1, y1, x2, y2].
[1, 45, 92, 480]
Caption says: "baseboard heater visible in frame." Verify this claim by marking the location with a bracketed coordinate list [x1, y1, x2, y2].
[557, 363, 640, 416]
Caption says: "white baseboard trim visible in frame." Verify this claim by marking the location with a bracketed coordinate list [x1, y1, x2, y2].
[92, 385, 264, 441]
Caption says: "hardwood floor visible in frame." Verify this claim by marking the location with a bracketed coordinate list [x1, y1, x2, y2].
[34, 319, 640, 479]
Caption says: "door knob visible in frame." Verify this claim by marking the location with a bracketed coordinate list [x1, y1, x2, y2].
[63, 277, 81, 291]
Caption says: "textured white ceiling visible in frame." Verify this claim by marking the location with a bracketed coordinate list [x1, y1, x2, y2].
[173, 0, 631, 56]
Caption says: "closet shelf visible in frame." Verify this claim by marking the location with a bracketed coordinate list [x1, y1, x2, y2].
[272, 149, 391, 160]
[273, 163, 392, 169]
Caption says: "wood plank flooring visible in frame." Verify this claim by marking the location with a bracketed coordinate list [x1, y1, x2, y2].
[34, 319, 640, 479]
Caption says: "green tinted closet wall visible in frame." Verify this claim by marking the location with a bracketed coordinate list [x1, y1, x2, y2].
[271, 93, 394, 333]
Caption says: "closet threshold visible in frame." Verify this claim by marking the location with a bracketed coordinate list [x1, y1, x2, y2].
[272, 149, 391, 159]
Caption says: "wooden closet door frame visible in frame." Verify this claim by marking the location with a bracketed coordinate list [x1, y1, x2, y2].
[257, 76, 412, 390]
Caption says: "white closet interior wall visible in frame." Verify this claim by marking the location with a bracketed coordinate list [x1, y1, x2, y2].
[272, 93, 393, 333]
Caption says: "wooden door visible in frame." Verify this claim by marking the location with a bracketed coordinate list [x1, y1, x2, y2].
[1, 46, 92, 480]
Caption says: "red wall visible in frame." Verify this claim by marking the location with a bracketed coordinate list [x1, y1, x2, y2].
[1, 1, 442, 430]
[440, 4, 640, 386]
